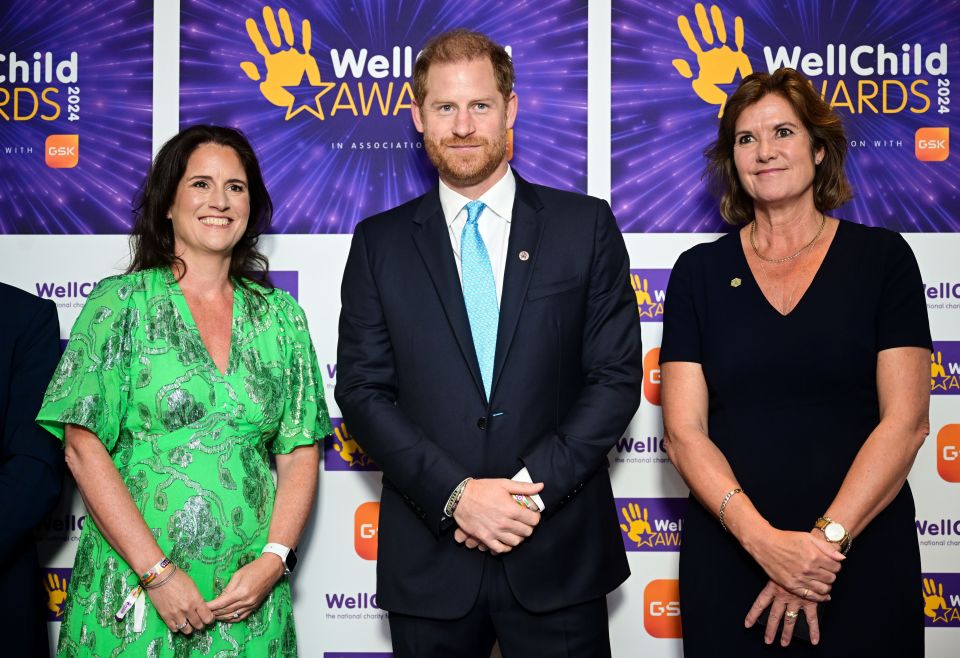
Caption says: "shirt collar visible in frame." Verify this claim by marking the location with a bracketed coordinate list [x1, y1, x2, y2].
[439, 165, 516, 227]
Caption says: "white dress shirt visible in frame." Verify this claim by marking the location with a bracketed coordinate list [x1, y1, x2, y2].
[439, 165, 515, 304]
[437, 167, 545, 513]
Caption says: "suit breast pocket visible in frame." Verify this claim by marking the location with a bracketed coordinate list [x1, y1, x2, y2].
[526, 275, 582, 302]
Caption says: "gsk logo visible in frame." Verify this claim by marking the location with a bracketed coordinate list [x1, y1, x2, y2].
[916, 127, 949, 162]
[671, 3, 752, 117]
[644, 578, 682, 638]
[324, 418, 378, 471]
[617, 498, 686, 552]
[922, 574, 960, 627]
[643, 347, 662, 406]
[45, 134, 78, 168]
[937, 425, 960, 483]
[43, 568, 71, 621]
[354, 501, 380, 561]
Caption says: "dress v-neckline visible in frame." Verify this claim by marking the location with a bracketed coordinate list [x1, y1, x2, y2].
[166, 269, 241, 377]
[738, 219, 843, 319]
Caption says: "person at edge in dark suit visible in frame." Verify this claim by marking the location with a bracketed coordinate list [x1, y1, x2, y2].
[0, 282, 63, 657]
[335, 29, 644, 658]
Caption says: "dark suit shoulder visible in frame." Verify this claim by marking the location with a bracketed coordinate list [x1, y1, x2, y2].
[519, 179, 610, 220]
[0, 282, 56, 319]
[356, 190, 432, 237]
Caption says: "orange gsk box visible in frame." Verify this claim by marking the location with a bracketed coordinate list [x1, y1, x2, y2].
[45, 134, 79, 168]
[644, 578, 682, 638]
[354, 502, 380, 560]
[938, 425, 960, 483]
[915, 127, 948, 162]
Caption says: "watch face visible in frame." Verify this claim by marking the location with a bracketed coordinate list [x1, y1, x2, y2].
[286, 548, 298, 573]
[824, 522, 845, 542]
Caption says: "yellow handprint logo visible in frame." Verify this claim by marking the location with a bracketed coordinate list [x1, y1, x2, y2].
[922, 577, 950, 622]
[44, 571, 69, 618]
[931, 351, 948, 390]
[333, 422, 372, 468]
[672, 3, 752, 117]
[619, 502, 655, 547]
[630, 273, 661, 319]
[240, 7, 336, 120]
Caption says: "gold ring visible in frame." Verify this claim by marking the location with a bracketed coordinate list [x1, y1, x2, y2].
[785, 610, 800, 619]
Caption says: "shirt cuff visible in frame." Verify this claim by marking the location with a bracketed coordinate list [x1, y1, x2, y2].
[512, 467, 546, 512]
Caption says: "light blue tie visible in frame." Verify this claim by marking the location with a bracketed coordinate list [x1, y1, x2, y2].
[461, 200, 498, 400]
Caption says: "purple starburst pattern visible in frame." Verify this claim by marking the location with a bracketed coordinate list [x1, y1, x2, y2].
[0, 0, 153, 234]
[613, 0, 959, 233]
[180, 0, 588, 234]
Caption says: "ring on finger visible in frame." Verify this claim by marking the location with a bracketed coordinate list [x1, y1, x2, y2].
[175, 621, 187, 631]
[232, 611, 241, 619]
[785, 610, 800, 619]
[801, 588, 810, 599]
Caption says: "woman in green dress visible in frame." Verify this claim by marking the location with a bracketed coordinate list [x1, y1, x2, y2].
[37, 125, 331, 657]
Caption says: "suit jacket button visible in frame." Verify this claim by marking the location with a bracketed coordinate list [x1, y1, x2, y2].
[477, 417, 487, 430]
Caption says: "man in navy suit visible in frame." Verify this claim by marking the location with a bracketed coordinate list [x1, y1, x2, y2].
[0, 282, 63, 657]
[336, 29, 643, 657]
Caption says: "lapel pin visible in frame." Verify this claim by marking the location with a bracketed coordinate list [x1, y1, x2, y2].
[730, 277, 742, 288]
[518, 250, 529, 261]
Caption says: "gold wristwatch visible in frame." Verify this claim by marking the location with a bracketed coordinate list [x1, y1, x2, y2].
[815, 517, 852, 554]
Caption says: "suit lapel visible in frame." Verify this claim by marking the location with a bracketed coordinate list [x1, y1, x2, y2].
[491, 175, 544, 397]
[411, 188, 487, 402]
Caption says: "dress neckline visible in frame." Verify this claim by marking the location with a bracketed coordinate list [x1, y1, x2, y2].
[736, 219, 844, 319]
[162, 267, 241, 377]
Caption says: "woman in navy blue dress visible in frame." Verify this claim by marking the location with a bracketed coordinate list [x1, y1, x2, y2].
[660, 68, 930, 656]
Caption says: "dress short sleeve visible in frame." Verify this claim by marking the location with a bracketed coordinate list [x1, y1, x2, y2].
[876, 232, 932, 352]
[660, 248, 704, 364]
[36, 276, 135, 451]
[271, 290, 332, 454]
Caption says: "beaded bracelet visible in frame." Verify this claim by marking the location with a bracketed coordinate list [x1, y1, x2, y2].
[444, 477, 473, 517]
[718, 487, 743, 532]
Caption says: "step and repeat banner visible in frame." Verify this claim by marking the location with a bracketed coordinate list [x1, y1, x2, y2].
[0, 1, 957, 656]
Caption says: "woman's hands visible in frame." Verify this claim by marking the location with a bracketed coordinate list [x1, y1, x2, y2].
[146, 569, 215, 635]
[745, 528, 844, 601]
[745, 579, 821, 646]
[208, 556, 286, 623]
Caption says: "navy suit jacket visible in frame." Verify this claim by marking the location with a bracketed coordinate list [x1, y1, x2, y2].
[0, 282, 63, 656]
[335, 174, 643, 618]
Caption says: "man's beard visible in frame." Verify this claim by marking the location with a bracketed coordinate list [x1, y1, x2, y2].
[424, 133, 507, 189]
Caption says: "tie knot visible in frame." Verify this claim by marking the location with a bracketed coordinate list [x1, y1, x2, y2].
[465, 200, 486, 225]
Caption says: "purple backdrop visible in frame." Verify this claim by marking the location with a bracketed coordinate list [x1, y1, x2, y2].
[0, 0, 153, 234]
[612, 0, 959, 232]
[180, 0, 588, 234]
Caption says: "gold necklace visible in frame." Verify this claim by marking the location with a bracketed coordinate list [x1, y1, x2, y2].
[750, 213, 825, 264]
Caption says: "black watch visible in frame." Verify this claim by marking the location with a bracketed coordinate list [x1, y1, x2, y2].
[261, 543, 298, 573]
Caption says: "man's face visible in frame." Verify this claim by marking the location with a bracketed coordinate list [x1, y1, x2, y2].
[412, 57, 517, 195]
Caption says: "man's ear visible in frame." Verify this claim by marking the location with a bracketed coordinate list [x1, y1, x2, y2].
[411, 101, 425, 134]
[505, 91, 518, 130]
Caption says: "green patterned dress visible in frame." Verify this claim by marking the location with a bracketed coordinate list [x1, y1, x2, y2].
[37, 268, 331, 658]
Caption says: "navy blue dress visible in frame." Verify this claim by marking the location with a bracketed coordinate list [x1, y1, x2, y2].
[660, 220, 930, 656]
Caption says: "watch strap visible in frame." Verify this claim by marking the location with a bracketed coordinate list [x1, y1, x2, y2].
[262, 542, 293, 573]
